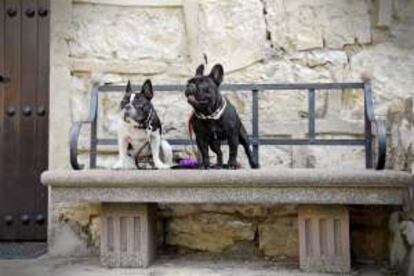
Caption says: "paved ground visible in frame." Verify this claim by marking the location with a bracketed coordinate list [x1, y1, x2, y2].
[0, 255, 391, 276]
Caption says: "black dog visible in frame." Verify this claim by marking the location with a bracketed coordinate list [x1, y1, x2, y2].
[185, 64, 258, 169]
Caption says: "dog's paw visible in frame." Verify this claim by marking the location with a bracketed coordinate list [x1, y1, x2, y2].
[211, 163, 223, 169]
[154, 161, 171, 170]
[112, 160, 124, 170]
[112, 158, 136, 170]
[227, 161, 239, 170]
[155, 164, 171, 170]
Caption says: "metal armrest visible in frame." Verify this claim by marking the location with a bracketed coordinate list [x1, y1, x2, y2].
[70, 121, 89, 170]
[364, 81, 386, 170]
[371, 118, 387, 170]
[69, 83, 100, 170]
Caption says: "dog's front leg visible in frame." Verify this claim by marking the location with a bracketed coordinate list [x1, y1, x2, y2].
[150, 131, 170, 169]
[209, 139, 223, 169]
[227, 133, 239, 169]
[196, 137, 210, 169]
[113, 136, 135, 169]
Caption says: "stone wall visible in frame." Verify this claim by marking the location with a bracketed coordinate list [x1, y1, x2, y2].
[52, 0, 414, 171]
[49, 0, 414, 262]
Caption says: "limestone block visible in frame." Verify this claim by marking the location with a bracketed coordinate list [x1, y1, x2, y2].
[198, 0, 267, 72]
[48, 203, 101, 257]
[166, 213, 256, 252]
[258, 216, 299, 259]
[393, 0, 408, 19]
[349, 1, 414, 115]
[402, 220, 414, 250]
[199, 204, 268, 218]
[289, 50, 348, 69]
[158, 204, 202, 218]
[48, 222, 89, 257]
[70, 3, 187, 63]
[265, 0, 371, 51]
[377, 0, 393, 27]
[339, 89, 365, 120]
[257, 146, 292, 168]
[71, 58, 169, 75]
[308, 146, 365, 169]
[389, 212, 407, 270]
[160, 204, 269, 218]
[226, 58, 346, 121]
[387, 97, 414, 171]
[259, 90, 308, 121]
[349, 43, 414, 114]
[315, 0, 371, 48]
[401, 220, 414, 276]
[71, 72, 92, 122]
[225, 60, 296, 83]
[267, 205, 297, 217]
[390, 0, 414, 49]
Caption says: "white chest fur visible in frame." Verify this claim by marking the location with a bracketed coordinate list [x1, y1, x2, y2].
[114, 111, 172, 170]
[117, 117, 148, 149]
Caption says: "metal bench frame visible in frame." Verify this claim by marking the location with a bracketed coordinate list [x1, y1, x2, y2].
[70, 82, 386, 170]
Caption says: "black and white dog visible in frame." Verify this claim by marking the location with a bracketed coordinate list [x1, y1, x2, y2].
[185, 64, 259, 169]
[113, 80, 172, 169]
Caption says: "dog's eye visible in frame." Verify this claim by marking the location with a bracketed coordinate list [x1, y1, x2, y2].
[134, 102, 147, 109]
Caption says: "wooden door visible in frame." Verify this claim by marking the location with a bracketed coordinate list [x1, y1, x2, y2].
[0, 0, 49, 241]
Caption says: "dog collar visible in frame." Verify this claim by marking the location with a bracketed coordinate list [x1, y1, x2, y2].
[194, 98, 227, 120]
[136, 108, 153, 130]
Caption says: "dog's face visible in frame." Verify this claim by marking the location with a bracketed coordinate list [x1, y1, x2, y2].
[185, 64, 224, 115]
[121, 80, 154, 124]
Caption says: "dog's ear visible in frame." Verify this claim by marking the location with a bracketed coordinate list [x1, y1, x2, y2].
[141, 79, 153, 100]
[126, 80, 132, 94]
[209, 64, 223, 86]
[121, 80, 133, 109]
[195, 64, 204, 76]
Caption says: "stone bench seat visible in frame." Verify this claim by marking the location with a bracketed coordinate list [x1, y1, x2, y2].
[42, 169, 413, 272]
[42, 169, 411, 205]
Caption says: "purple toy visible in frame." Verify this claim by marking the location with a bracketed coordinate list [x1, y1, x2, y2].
[178, 158, 199, 168]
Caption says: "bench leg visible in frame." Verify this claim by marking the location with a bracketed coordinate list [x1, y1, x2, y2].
[298, 205, 350, 273]
[100, 203, 157, 268]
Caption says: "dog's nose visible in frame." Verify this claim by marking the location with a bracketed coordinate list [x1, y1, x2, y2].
[187, 95, 196, 104]
[125, 105, 131, 110]
[185, 83, 196, 97]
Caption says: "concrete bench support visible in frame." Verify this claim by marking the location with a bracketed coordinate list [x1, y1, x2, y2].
[101, 203, 157, 267]
[298, 205, 350, 273]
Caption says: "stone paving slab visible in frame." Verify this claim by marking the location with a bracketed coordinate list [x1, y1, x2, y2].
[0, 255, 388, 276]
